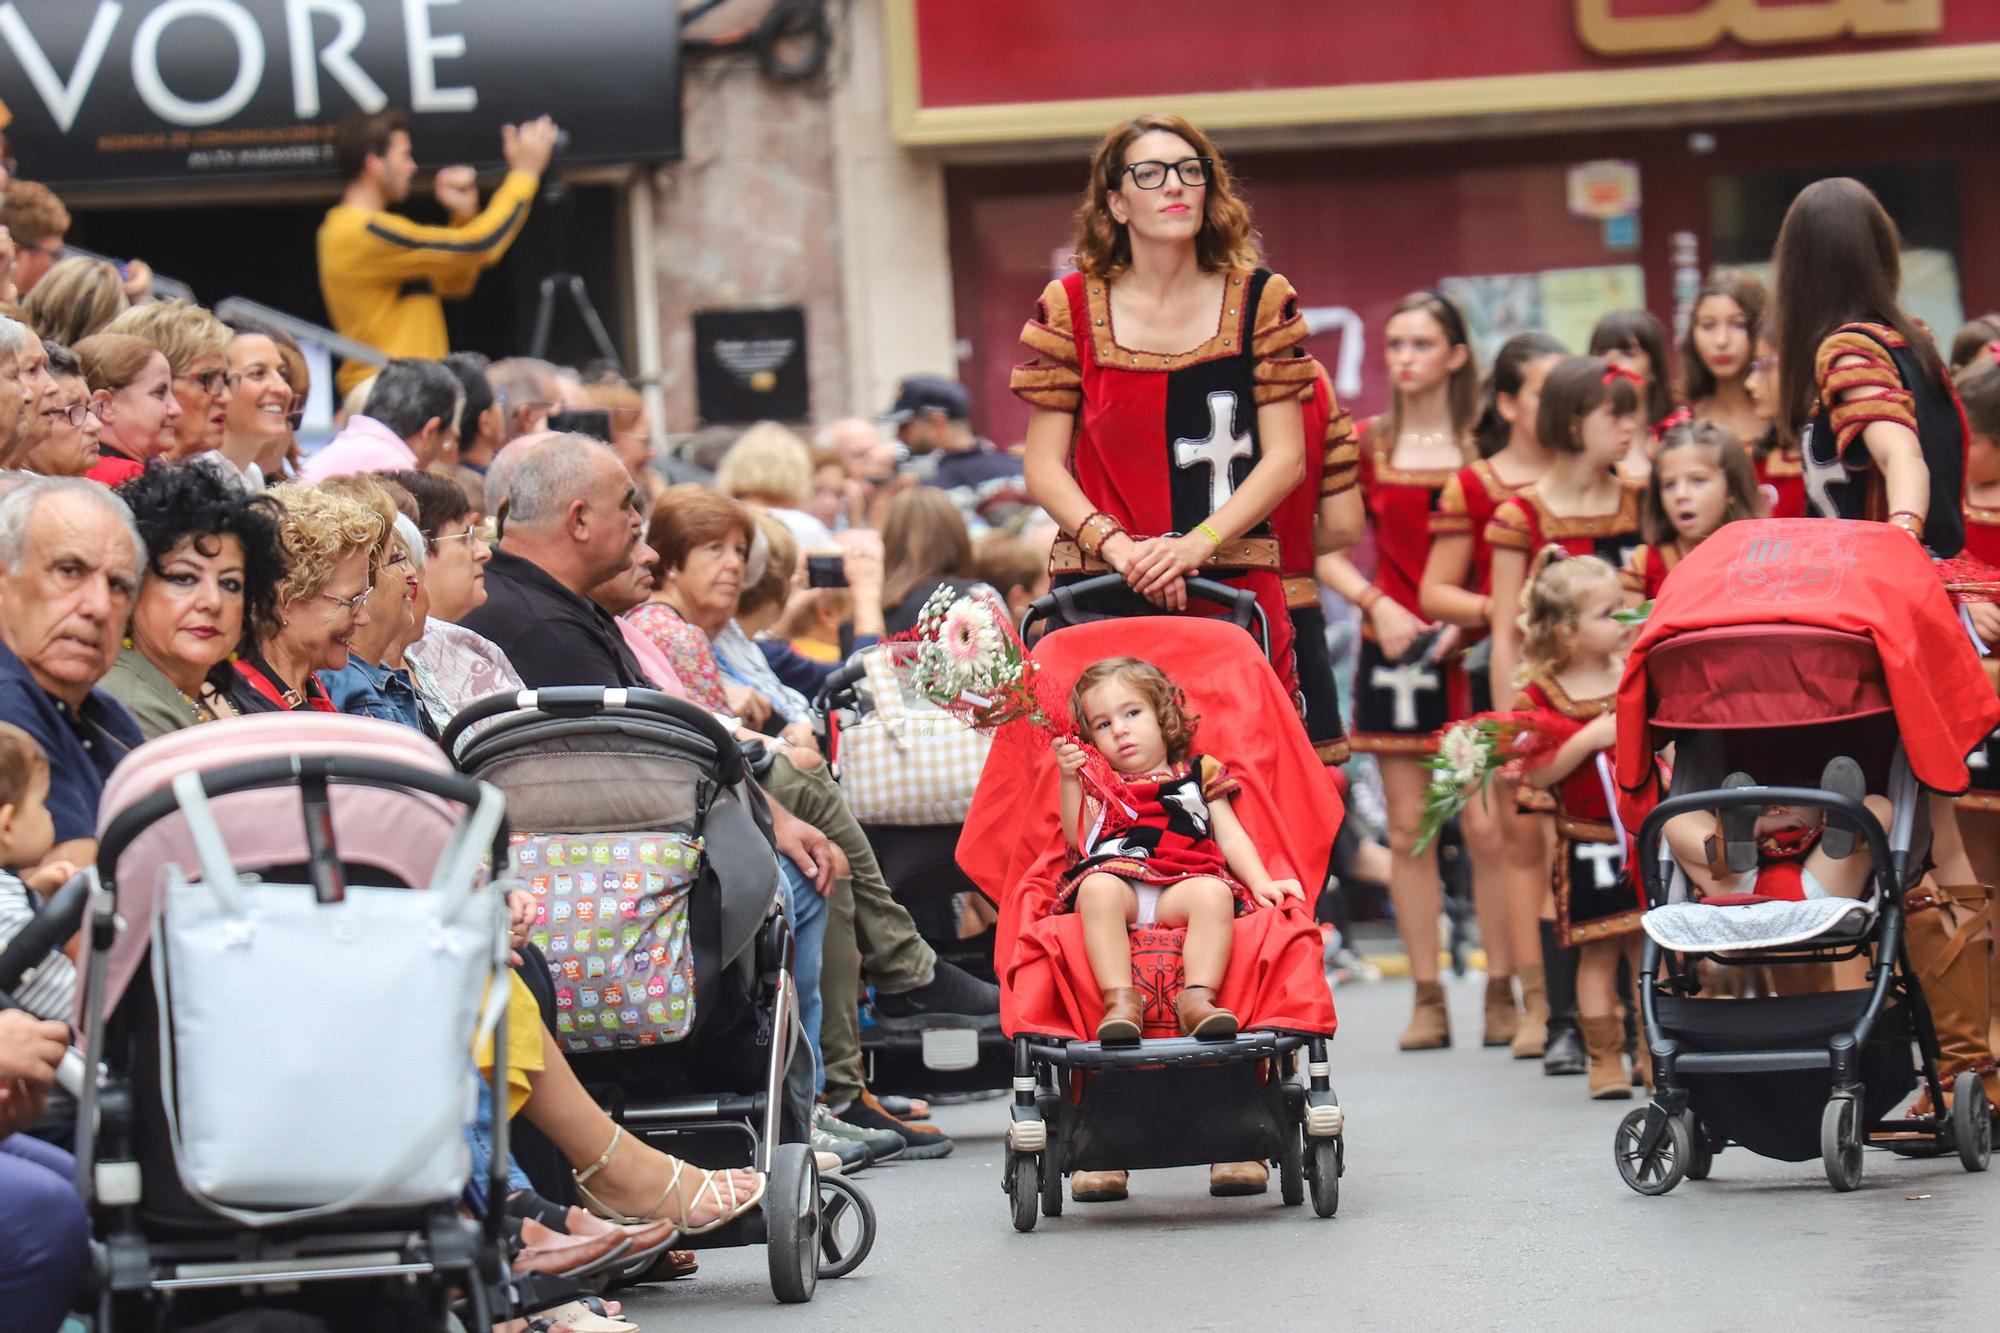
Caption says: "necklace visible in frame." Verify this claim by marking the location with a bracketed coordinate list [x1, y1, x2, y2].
[1398, 430, 1449, 449]
[174, 686, 206, 726]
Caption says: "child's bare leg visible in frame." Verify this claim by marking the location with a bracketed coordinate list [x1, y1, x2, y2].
[1804, 795, 1895, 899]
[1076, 872, 1138, 992]
[1156, 876, 1235, 990]
[1660, 808, 1740, 899]
[1461, 791, 1514, 978]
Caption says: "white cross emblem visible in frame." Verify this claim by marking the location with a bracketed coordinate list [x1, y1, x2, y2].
[1972, 741, 1991, 772]
[1173, 390, 1254, 514]
[1798, 421, 1847, 521]
[1162, 785, 1211, 835]
[1578, 841, 1623, 889]
[1370, 660, 1438, 730]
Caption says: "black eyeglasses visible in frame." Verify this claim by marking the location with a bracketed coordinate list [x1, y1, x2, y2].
[177, 370, 242, 397]
[1120, 157, 1212, 190]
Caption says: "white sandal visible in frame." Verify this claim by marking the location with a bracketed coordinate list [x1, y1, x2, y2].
[573, 1125, 768, 1237]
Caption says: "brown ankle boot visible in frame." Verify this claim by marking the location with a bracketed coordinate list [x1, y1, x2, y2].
[1511, 962, 1548, 1059]
[1176, 985, 1239, 1041]
[1580, 1014, 1633, 1099]
[1097, 987, 1143, 1045]
[1905, 883, 1999, 1111]
[1483, 975, 1520, 1047]
[1399, 980, 1451, 1050]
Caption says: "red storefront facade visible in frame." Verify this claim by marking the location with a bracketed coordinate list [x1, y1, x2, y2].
[886, 1, 2000, 442]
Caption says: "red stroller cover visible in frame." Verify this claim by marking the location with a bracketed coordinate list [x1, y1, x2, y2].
[956, 617, 1341, 1040]
[1615, 519, 2000, 832]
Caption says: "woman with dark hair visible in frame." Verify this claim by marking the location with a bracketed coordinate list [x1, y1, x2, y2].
[1950, 314, 2000, 373]
[99, 462, 287, 737]
[1682, 270, 1767, 451]
[1590, 308, 1680, 481]
[1014, 112, 1316, 705]
[879, 485, 986, 634]
[216, 322, 302, 489]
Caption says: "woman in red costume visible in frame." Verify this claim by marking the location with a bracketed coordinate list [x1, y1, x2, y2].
[1015, 113, 1315, 708]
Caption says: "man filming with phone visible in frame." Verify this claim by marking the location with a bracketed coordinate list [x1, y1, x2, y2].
[319, 109, 562, 396]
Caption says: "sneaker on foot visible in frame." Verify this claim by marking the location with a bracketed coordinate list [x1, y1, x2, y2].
[811, 1125, 869, 1174]
[814, 1104, 901, 1164]
[871, 961, 1001, 1030]
[838, 1090, 954, 1159]
[815, 1148, 848, 1177]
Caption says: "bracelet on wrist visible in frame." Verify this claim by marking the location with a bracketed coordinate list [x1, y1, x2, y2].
[1193, 520, 1224, 554]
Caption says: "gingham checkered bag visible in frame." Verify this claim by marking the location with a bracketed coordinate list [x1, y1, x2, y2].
[837, 646, 991, 825]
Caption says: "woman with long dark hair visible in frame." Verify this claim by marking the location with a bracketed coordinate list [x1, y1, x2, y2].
[1682, 270, 1767, 451]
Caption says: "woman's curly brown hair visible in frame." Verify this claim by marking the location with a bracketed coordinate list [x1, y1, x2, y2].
[264, 483, 388, 610]
[1069, 656, 1200, 765]
[1070, 114, 1258, 280]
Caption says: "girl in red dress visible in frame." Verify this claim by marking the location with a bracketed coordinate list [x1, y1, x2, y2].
[1014, 114, 1315, 705]
[1682, 271, 1767, 461]
[1318, 290, 1481, 1051]
[1952, 360, 2000, 1051]
[1054, 657, 1305, 1049]
[1418, 330, 1565, 1051]
[1590, 310, 1681, 484]
[1743, 317, 1806, 518]
[1625, 420, 1765, 601]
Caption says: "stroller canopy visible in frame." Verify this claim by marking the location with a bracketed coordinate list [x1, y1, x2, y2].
[1615, 519, 2000, 832]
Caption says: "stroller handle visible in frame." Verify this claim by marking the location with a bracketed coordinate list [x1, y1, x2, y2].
[815, 656, 870, 715]
[96, 755, 506, 896]
[0, 869, 87, 1005]
[439, 686, 745, 786]
[1021, 573, 1271, 658]
[1635, 785, 1896, 911]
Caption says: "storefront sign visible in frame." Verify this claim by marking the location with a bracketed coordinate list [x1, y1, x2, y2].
[1567, 159, 1641, 221]
[1577, 0, 1943, 58]
[0, 1, 680, 189]
[694, 307, 810, 425]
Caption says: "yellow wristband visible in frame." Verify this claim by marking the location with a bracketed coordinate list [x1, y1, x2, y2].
[1194, 521, 1224, 552]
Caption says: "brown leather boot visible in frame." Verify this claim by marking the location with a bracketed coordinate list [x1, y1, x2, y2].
[1399, 980, 1451, 1050]
[1580, 1014, 1633, 1100]
[1483, 974, 1520, 1047]
[1069, 1169, 1129, 1202]
[1096, 987, 1144, 1045]
[1208, 1160, 1269, 1196]
[1176, 985, 1239, 1041]
[1904, 883, 1999, 1112]
[1511, 962, 1548, 1059]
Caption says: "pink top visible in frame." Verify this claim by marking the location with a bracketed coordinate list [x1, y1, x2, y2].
[615, 616, 690, 698]
[298, 414, 419, 482]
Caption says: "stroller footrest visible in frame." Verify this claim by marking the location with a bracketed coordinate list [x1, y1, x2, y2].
[1031, 1031, 1299, 1069]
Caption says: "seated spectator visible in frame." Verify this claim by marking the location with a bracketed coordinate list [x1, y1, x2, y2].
[103, 299, 236, 461]
[761, 539, 886, 696]
[381, 469, 514, 731]
[712, 515, 818, 733]
[324, 507, 430, 733]
[0, 329, 53, 470]
[443, 351, 500, 515]
[889, 374, 1023, 489]
[576, 373, 666, 509]
[588, 538, 687, 698]
[17, 341, 97, 477]
[973, 528, 1050, 620]
[803, 444, 849, 532]
[716, 420, 832, 549]
[0, 722, 79, 1020]
[0, 181, 68, 297]
[0, 318, 33, 460]
[0, 1008, 88, 1333]
[227, 483, 386, 714]
[75, 333, 179, 486]
[488, 355, 564, 443]
[300, 356, 464, 482]
[21, 256, 126, 346]
[880, 485, 986, 633]
[0, 477, 143, 864]
[99, 463, 283, 739]
[216, 322, 302, 490]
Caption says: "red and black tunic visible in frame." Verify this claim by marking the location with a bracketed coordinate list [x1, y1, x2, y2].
[1621, 542, 1685, 602]
[1011, 267, 1318, 702]
[1756, 438, 1807, 520]
[1058, 755, 1251, 913]
[1429, 458, 1530, 712]
[1804, 322, 1968, 556]
[1517, 675, 1642, 945]
[1276, 366, 1359, 762]
[1484, 480, 1646, 569]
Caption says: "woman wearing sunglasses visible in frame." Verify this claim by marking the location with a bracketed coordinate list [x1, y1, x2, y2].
[225, 482, 386, 714]
[215, 324, 303, 489]
[1014, 113, 1317, 710]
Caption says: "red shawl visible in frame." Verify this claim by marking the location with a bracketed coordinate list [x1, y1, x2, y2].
[1615, 519, 2000, 833]
[957, 616, 1341, 1040]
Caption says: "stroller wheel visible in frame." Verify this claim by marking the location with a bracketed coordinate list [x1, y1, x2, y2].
[766, 1142, 820, 1303]
[1952, 1073, 1992, 1173]
[816, 1173, 877, 1278]
[1008, 1153, 1040, 1233]
[1683, 1114, 1714, 1182]
[1278, 1124, 1305, 1207]
[1820, 1096, 1864, 1193]
[1307, 1137, 1341, 1218]
[1614, 1106, 1689, 1196]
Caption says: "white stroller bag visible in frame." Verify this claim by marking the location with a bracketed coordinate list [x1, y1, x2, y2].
[152, 769, 509, 1224]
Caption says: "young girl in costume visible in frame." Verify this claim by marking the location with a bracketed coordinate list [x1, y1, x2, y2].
[1317, 290, 1481, 1051]
[1743, 316, 1806, 519]
[1419, 330, 1566, 1052]
[1590, 309, 1681, 483]
[1053, 657, 1304, 1048]
[1514, 549, 1645, 1099]
[1625, 420, 1766, 600]
[1486, 356, 1646, 1075]
[1682, 270, 1767, 453]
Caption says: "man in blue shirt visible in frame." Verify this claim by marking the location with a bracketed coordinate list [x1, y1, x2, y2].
[0, 478, 146, 866]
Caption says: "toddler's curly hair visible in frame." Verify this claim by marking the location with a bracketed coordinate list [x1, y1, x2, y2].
[1069, 657, 1199, 765]
[1517, 546, 1623, 681]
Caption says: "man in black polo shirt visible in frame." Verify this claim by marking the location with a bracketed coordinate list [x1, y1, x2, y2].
[0, 478, 145, 866]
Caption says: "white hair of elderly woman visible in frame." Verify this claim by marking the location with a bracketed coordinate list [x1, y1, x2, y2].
[0, 316, 36, 359]
[0, 474, 148, 581]
[393, 512, 426, 571]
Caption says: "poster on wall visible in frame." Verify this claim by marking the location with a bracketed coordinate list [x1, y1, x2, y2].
[1438, 274, 1540, 368]
[694, 307, 809, 425]
[1538, 265, 1647, 360]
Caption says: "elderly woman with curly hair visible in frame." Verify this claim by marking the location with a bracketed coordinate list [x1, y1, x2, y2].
[99, 462, 287, 738]
[226, 482, 386, 713]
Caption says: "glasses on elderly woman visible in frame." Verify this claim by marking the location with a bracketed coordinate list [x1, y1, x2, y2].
[316, 586, 371, 616]
[177, 369, 243, 397]
[45, 402, 96, 428]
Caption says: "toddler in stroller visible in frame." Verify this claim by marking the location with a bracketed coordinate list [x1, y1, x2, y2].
[1611, 519, 2000, 1194]
[959, 576, 1345, 1229]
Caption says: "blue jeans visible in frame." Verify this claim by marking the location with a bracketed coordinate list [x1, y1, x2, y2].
[464, 1074, 533, 1211]
[0, 1133, 88, 1333]
[781, 857, 828, 1097]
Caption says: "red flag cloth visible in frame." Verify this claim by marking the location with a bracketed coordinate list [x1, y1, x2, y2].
[1615, 519, 2000, 833]
[957, 616, 1341, 1040]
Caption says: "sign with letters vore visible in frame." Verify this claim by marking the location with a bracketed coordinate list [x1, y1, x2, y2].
[0, 0, 681, 190]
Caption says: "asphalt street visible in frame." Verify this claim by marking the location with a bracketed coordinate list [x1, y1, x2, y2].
[620, 975, 1997, 1331]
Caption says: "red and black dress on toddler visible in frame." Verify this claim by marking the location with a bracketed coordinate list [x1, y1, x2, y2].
[1056, 756, 1251, 918]
[1348, 428, 1467, 754]
[1010, 267, 1319, 703]
[1516, 674, 1644, 946]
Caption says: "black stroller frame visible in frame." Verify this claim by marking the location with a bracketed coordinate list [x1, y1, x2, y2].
[82, 755, 517, 1331]
[1622, 760, 1992, 1195]
[999, 574, 1345, 1230]
[443, 687, 874, 1303]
